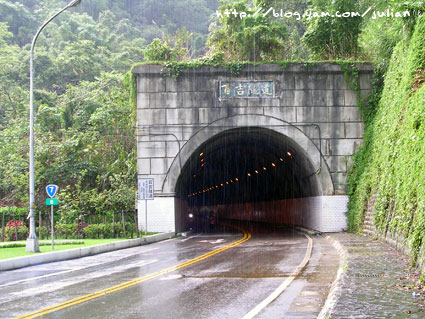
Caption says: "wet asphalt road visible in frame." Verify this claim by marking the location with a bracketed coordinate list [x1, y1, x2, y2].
[0, 224, 339, 319]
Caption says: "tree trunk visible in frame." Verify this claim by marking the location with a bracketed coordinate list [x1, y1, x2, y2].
[121, 210, 126, 238]
[134, 210, 140, 238]
[112, 212, 115, 238]
[38, 211, 42, 239]
[13, 208, 17, 241]
[1, 211, 4, 242]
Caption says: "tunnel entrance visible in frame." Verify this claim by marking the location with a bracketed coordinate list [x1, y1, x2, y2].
[175, 127, 321, 232]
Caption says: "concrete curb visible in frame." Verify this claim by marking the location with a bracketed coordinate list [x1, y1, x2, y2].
[292, 225, 322, 236]
[317, 234, 349, 319]
[0, 232, 175, 272]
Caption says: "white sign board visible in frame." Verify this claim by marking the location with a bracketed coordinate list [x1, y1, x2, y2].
[138, 178, 154, 200]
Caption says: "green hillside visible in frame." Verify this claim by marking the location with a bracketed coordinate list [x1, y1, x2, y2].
[348, 13, 425, 268]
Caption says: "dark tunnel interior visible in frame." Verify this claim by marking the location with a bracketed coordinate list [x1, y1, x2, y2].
[175, 127, 320, 231]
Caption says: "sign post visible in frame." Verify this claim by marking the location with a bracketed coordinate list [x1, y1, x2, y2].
[138, 179, 154, 236]
[46, 185, 58, 250]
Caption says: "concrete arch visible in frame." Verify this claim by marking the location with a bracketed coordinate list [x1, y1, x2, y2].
[162, 114, 334, 196]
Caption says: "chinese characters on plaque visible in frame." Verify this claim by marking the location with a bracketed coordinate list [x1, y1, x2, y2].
[219, 81, 274, 98]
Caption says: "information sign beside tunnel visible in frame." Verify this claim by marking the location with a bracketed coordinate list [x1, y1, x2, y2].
[138, 178, 154, 200]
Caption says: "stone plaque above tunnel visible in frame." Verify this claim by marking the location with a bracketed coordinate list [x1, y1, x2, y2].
[219, 81, 274, 98]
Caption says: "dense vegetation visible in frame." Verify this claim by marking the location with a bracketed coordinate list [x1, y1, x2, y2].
[347, 4, 425, 267]
[0, 0, 218, 228]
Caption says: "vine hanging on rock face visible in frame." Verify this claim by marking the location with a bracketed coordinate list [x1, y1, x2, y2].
[336, 61, 364, 115]
[346, 14, 425, 271]
[132, 59, 371, 79]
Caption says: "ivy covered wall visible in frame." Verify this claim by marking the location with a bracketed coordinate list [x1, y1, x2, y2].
[347, 15, 425, 268]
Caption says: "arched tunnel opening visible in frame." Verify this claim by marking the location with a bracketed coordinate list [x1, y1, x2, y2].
[175, 127, 321, 233]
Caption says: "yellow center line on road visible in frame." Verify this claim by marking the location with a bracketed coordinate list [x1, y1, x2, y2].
[14, 230, 251, 319]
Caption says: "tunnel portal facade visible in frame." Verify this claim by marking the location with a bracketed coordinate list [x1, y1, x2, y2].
[134, 63, 373, 233]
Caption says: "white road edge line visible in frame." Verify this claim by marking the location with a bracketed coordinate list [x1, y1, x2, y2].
[241, 233, 313, 319]
[180, 235, 200, 242]
[155, 237, 178, 244]
[0, 247, 159, 289]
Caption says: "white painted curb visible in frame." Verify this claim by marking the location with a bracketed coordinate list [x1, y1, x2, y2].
[0, 232, 175, 272]
[317, 235, 348, 319]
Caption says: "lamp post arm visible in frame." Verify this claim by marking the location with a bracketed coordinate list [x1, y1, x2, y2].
[30, 1, 80, 55]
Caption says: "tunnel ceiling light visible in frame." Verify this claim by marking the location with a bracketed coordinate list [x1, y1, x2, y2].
[200, 152, 204, 157]
[193, 174, 197, 178]
[201, 158, 204, 162]
[272, 163, 276, 167]
[263, 167, 267, 171]
[191, 174, 247, 198]
[287, 151, 292, 157]
[201, 163, 204, 167]
[280, 158, 284, 162]
[255, 170, 259, 174]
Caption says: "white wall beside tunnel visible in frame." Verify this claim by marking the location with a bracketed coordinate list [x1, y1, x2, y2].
[295, 195, 348, 232]
[137, 197, 175, 233]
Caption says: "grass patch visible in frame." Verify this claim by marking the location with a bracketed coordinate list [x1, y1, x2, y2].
[0, 235, 158, 261]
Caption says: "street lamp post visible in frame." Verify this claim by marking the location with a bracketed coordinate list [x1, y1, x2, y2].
[26, 0, 82, 252]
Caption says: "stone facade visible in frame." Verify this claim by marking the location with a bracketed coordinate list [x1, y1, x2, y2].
[134, 63, 373, 233]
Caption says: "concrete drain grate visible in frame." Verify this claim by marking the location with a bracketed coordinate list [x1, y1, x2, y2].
[353, 273, 388, 278]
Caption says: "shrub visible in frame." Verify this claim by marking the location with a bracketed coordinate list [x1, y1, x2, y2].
[83, 224, 99, 239]
[55, 223, 80, 239]
[98, 223, 113, 238]
[36, 226, 48, 240]
[6, 220, 24, 227]
[1, 222, 139, 241]
[3, 225, 28, 241]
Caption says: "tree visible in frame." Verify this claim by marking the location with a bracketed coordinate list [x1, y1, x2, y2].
[207, 0, 287, 61]
[0, 1, 36, 46]
[302, 0, 362, 59]
[143, 27, 193, 62]
[0, 0, 217, 214]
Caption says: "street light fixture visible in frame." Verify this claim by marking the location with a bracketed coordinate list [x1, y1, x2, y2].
[26, 0, 82, 253]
